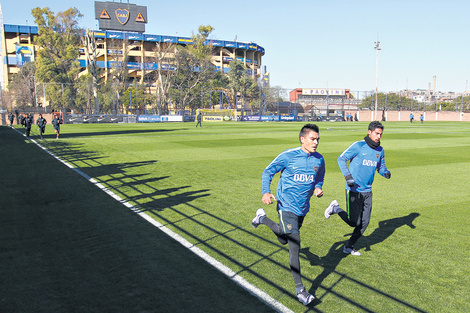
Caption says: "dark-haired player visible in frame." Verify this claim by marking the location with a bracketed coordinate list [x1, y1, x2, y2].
[324, 121, 391, 256]
[252, 123, 325, 305]
[36, 114, 47, 139]
[52, 114, 63, 139]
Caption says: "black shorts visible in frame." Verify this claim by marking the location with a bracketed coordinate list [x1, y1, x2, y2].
[346, 190, 373, 226]
[278, 209, 305, 235]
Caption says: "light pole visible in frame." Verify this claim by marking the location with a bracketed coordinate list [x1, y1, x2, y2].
[374, 41, 381, 121]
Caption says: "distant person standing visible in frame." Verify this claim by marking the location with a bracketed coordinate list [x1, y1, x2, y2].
[409, 112, 414, 123]
[420, 114, 424, 123]
[52, 114, 63, 139]
[36, 114, 47, 139]
[324, 121, 391, 256]
[196, 112, 202, 127]
[8, 112, 14, 126]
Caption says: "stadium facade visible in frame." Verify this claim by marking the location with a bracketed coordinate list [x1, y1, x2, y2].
[1, 24, 266, 89]
[1, 1, 267, 113]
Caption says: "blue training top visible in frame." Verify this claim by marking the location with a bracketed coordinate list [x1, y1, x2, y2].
[262, 147, 325, 216]
[337, 140, 389, 193]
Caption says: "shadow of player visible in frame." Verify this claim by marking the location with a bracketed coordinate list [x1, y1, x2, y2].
[357, 212, 420, 251]
[302, 241, 348, 302]
[302, 213, 420, 300]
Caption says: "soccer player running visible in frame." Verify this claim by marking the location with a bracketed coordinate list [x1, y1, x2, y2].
[324, 121, 391, 256]
[52, 114, 63, 139]
[36, 114, 47, 139]
[252, 123, 325, 306]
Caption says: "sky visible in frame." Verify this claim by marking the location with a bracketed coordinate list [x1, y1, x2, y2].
[2, 0, 470, 93]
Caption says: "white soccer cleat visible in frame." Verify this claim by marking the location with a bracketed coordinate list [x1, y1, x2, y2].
[324, 200, 339, 219]
[343, 246, 361, 256]
[252, 208, 266, 228]
[297, 288, 315, 305]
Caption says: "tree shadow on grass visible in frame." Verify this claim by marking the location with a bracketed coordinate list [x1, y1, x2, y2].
[43, 139, 211, 214]
[46, 141, 105, 163]
[83, 161, 160, 179]
[133, 189, 211, 212]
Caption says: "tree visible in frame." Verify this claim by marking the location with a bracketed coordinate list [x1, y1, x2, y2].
[121, 85, 147, 114]
[359, 92, 413, 110]
[227, 59, 257, 109]
[32, 7, 83, 111]
[82, 30, 100, 114]
[169, 25, 217, 113]
[152, 41, 177, 114]
[262, 85, 286, 113]
[451, 96, 470, 112]
[108, 38, 130, 114]
[8, 61, 36, 108]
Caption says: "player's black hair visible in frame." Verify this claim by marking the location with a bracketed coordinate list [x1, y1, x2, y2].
[299, 123, 319, 139]
[368, 121, 384, 131]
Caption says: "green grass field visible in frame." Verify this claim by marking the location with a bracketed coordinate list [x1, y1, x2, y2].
[2, 120, 469, 312]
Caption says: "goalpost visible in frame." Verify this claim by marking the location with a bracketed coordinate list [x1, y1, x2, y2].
[196, 108, 237, 122]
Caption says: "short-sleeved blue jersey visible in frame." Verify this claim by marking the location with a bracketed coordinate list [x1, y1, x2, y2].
[337, 140, 389, 193]
[262, 147, 325, 216]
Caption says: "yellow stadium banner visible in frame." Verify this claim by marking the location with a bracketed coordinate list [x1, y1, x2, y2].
[196, 109, 236, 122]
[203, 116, 224, 122]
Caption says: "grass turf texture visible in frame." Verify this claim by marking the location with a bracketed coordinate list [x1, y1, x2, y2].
[2, 121, 470, 312]
[0, 126, 274, 313]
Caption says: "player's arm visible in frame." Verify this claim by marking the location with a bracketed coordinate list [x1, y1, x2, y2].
[377, 151, 391, 179]
[313, 157, 326, 197]
[337, 143, 359, 186]
[261, 152, 288, 204]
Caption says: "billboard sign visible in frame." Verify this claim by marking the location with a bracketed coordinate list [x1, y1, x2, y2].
[302, 88, 346, 96]
[15, 44, 35, 67]
[95, 1, 147, 33]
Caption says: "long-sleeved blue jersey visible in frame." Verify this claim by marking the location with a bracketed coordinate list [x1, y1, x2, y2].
[337, 140, 389, 193]
[262, 147, 325, 216]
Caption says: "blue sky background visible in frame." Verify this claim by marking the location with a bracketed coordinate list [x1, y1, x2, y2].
[2, 0, 469, 92]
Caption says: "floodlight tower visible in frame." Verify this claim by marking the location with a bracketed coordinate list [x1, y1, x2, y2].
[374, 40, 381, 121]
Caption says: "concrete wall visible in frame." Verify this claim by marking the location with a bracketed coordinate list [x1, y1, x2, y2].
[355, 110, 470, 122]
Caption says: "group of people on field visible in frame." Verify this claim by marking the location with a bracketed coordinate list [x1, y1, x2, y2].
[344, 112, 358, 121]
[252, 121, 391, 306]
[7, 112, 63, 139]
[409, 112, 425, 123]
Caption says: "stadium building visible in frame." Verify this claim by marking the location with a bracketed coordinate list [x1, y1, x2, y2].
[0, 1, 266, 112]
[290, 88, 359, 119]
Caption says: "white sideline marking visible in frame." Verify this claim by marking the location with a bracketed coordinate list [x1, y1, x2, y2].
[17, 130, 294, 313]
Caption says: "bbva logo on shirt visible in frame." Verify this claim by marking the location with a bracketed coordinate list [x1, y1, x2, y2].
[362, 159, 377, 167]
[294, 174, 315, 182]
